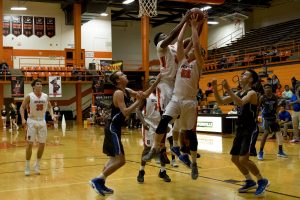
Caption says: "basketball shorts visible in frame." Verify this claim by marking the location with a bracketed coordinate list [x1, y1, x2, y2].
[263, 119, 280, 133]
[26, 118, 47, 143]
[157, 81, 174, 112]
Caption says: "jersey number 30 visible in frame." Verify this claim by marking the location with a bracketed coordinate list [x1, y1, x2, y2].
[36, 104, 44, 111]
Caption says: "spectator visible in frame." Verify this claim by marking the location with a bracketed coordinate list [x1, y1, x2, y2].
[212, 104, 222, 114]
[217, 54, 227, 69]
[271, 75, 280, 93]
[205, 82, 213, 97]
[196, 88, 204, 102]
[275, 84, 283, 98]
[282, 85, 293, 100]
[278, 104, 292, 140]
[0, 60, 9, 71]
[289, 84, 300, 143]
[291, 77, 300, 93]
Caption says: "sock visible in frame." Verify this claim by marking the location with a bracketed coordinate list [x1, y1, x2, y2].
[26, 160, 30, 167]
[244, 173, 253, 180]
[36, 159, 40, 165]
[160, 166, 166, 172]
[255, 173, 263, 181]
[140, 166, 145, 171]
[279, 145, 283, 151]
[173, 141, 179, 147]
[259, 147, 263, 152]
[97, 173, 106, 180]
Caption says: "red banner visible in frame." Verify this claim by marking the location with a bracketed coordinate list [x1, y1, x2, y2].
[3, 15, 10, 36]
[45, 17, 55, 38]
[23, 16, 33, 37]
[12, 16, 22, 37]
[34, 17, 44, 38]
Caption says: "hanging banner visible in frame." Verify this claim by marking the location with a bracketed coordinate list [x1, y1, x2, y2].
[45, 17, 55, 38]
[49, 76, 62, 97]
[34, 16, 44, 37]
[23, 16, 33, 37]
[92, 77, 105, 93]
[11, 76, 24, 97]
[3, 15, 11, 36]
[12, 16, 22, 37]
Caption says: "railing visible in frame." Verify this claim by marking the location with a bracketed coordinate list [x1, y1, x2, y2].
[19, 57, 65, 69]
[208, 28, 244, 50]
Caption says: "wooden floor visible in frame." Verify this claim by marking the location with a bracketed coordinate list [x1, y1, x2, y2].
[0, 122, 300, 200]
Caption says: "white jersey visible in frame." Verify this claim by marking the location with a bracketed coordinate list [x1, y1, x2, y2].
[28, 92, 48, 119]
[157, 40, 178, 82]
[144, 93, 161, 127]
[173, 59, 200, 100]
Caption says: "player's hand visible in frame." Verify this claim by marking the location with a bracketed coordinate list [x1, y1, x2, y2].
[222, 79, 230, 91]
[52, 116, 57, 122]
[190, 14, 198, 27]
[143, 123, 150, 130]
[211, 79, 218, 87]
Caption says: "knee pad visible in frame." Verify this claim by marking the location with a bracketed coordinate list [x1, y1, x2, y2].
[188, 130, 198, 151]
[156, 115, 173, 134]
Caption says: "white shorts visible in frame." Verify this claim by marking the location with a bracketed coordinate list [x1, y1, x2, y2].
[1, 116, 6, 120]
[143, 125, 156, 147]
[26, 118, 47, 143]
[164, 97, 198, 131]
[157, 80, 174, 112]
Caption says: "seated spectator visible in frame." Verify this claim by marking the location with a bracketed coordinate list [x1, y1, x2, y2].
[0, 60, 9, 71]
[282, 85, 293, 100]
[217, 54, 227, 69]
[212, 104, 222, 114]
[227, 54, 236, 68]
[254, 50, 265, 65]
[200, 105, 210, 114]
[275, 84, 283, 98]
[205, 82, 213, 97]
[278, 104, 293, 140]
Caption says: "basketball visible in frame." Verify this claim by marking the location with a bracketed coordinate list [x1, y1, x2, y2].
[190, 8, 204, 21]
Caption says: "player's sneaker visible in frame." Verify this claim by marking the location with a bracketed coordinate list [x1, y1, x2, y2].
[34, 162, 40, 175]
[179, 154, 191, 168]
[158, 170, 171, 182]
[24, 165, 30, 176]
[142, 148, 158, 162]
[170, 146, 181, 157]
[238, 180, 257, 193]
[257, 151, 264, 160]
[277, 150, 288, 158]
[290, 138, 299, 143]
[137, 170, 145, 183]
[171, 159, 178, 167]
[89, 178, 106, 196]
[255, 178, 270, 196]
[191, 163, 199, 180]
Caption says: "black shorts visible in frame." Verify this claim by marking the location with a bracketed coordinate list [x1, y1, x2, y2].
[230, 125, 258, 156]
[102, 122, 124, 157]
[263, 119, 280, 133]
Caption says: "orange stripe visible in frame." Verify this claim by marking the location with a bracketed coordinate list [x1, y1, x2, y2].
[94, 52, 112, 58]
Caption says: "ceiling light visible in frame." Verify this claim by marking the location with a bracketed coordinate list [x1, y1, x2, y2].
[208, 21, 219, 25]
[201, 6, 212, 11]
[100, 13, 109, 17]
[123, 0, 135, 4]
[11, 7, 27, 11]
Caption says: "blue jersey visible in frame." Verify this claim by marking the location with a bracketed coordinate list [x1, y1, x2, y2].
[278, 110, 292, 122]
[291, 94, 300, 111]
[260, 94, 278, 120]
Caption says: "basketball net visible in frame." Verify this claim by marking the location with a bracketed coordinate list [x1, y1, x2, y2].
[138, 0, 158, 18]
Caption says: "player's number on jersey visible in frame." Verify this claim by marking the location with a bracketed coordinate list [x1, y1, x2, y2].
[181, 69, 191, 78]
[36, 104, 44, 111]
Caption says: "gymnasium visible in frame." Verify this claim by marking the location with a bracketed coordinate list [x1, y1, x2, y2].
[0, 0, 300, 199]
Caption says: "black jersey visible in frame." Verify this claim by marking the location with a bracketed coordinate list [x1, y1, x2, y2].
[261, 94, 278, 121]
[109, 89, 132, 133]
[1, 109, 6, 117]
[10, 109, 17, 119]
[53, 106, 60, 115]
[236, 89, 258, 127]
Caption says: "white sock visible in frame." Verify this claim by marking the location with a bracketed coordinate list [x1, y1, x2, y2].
[97, 173, 106, 180]
[25, 160, 30, 168]
[173, 141, 179, 147]
[160, 166, 166, 172]
[244, 173, 253, 180]
[140, 166, 145, 171]
[36, 159, 40, 165]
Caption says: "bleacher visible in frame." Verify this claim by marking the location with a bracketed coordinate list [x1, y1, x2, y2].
[210, 18, 300, 56]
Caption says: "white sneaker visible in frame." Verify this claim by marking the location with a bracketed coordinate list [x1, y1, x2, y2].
[16, 126, 19, 130]
[25, 166, 30, 176]
[34, 163, 40, 175]
[171, 159, 179, 168]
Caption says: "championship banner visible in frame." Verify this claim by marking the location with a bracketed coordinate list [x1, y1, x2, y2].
[23, 16, 33, 37]
[12, 16, 22, 37]
[92, 77, 105, 93]
[45, 17, 55, 38]
[34, 17, 44, 37]
[3, 15, 11, 36]
[49, 76, 62, 97]
[11, 76, 24, 97]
